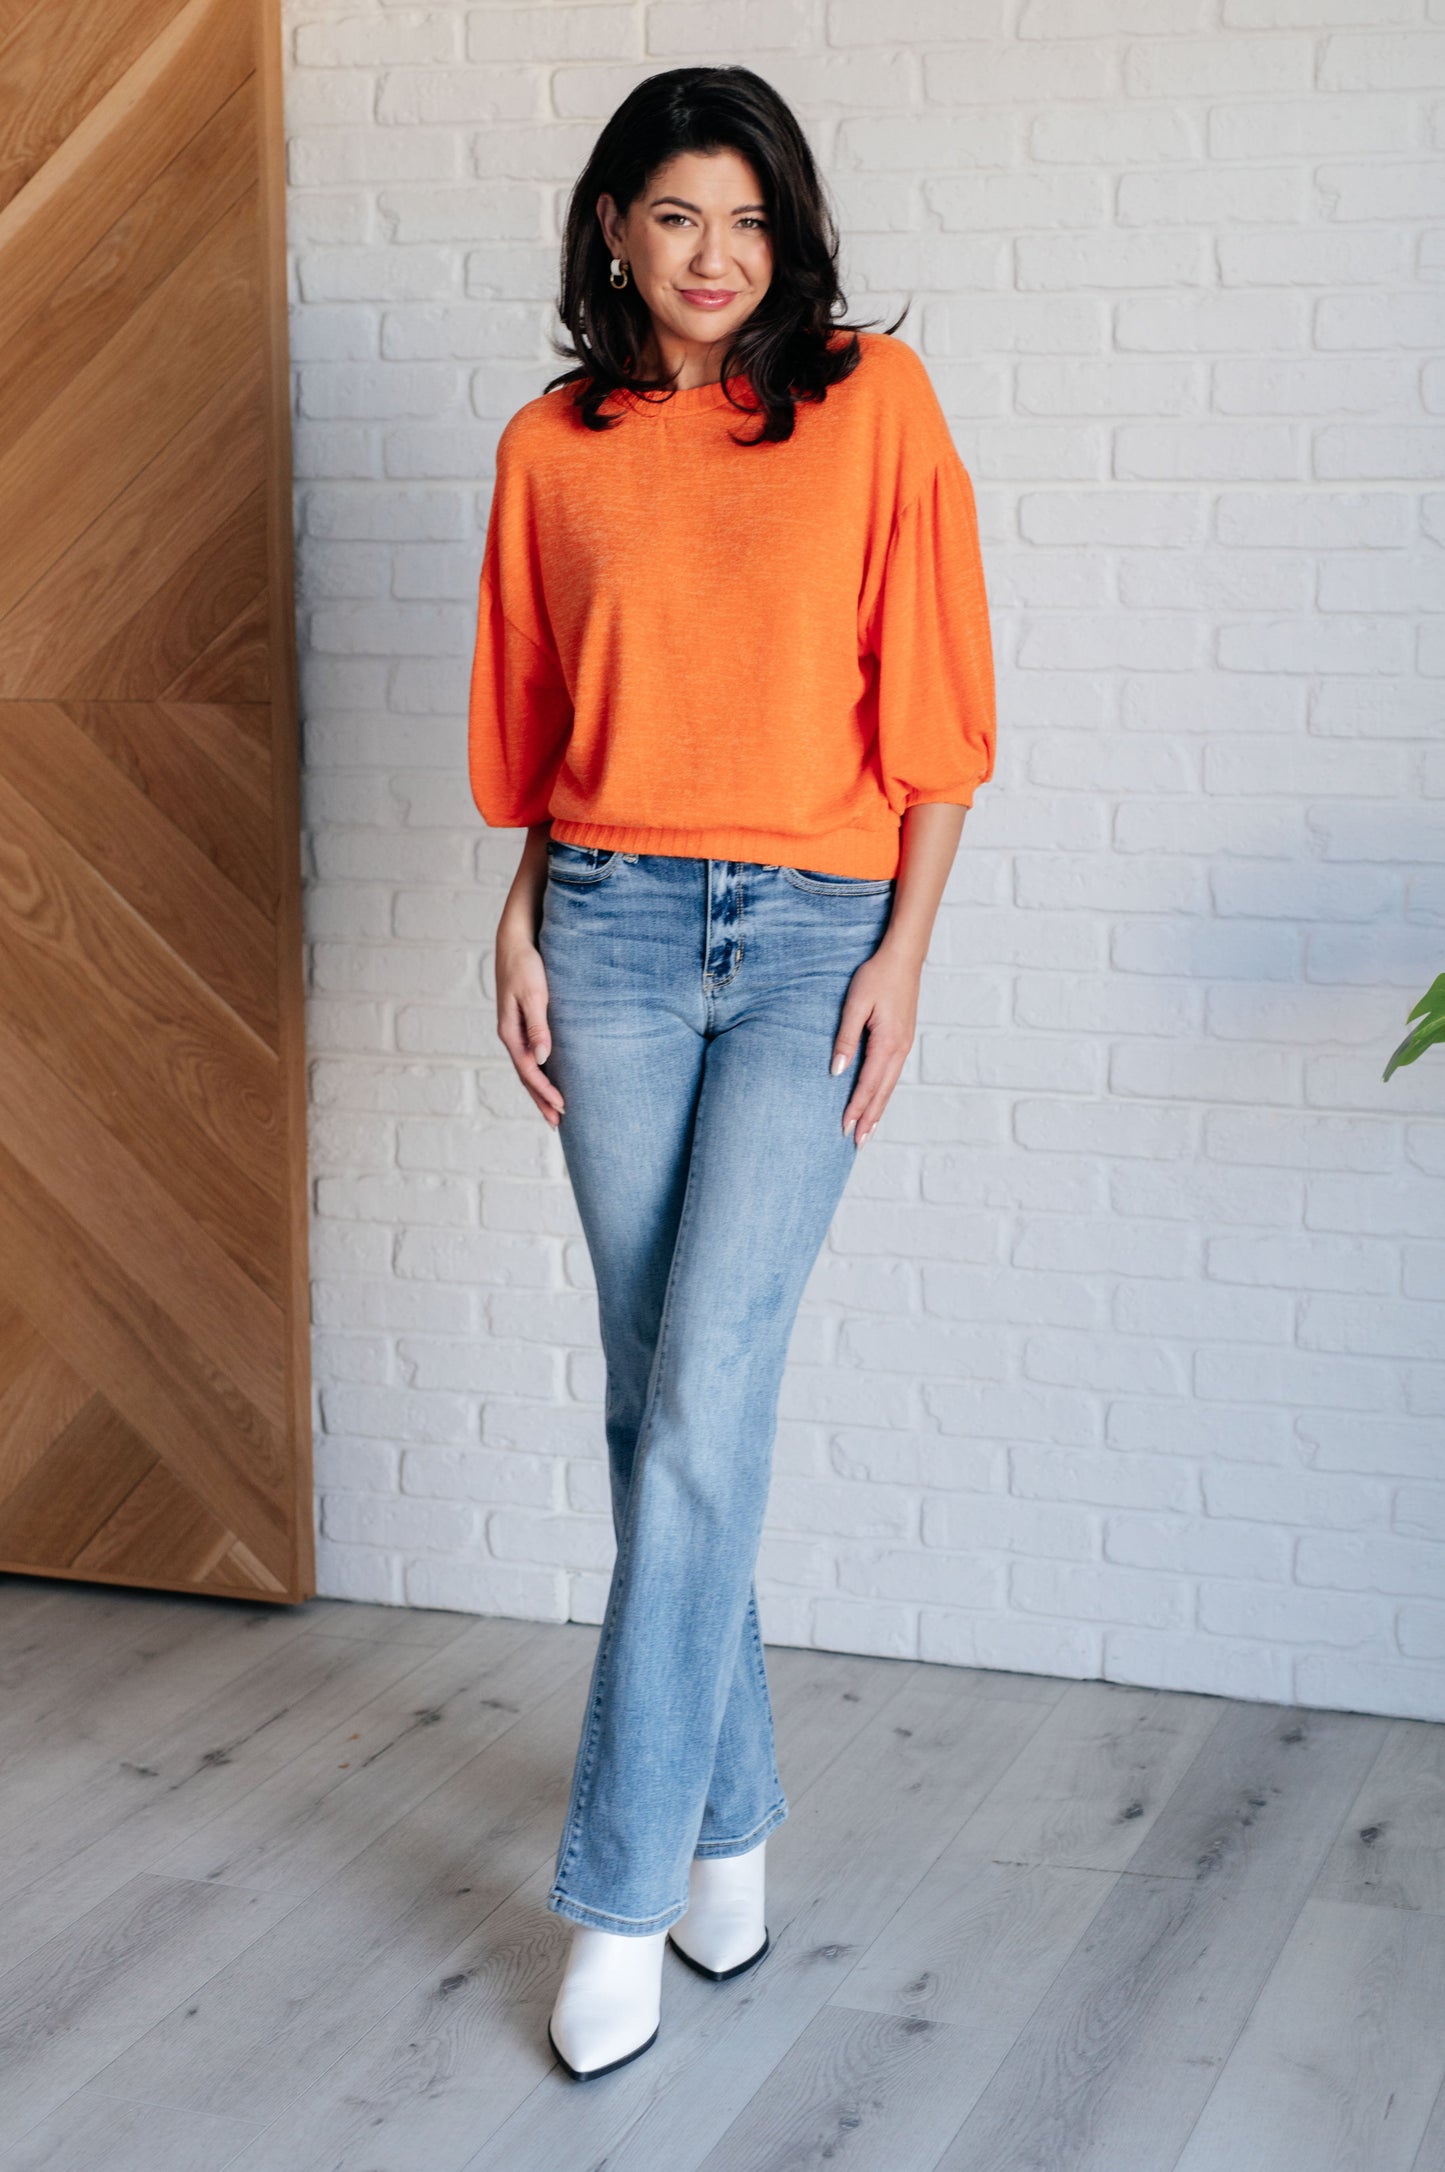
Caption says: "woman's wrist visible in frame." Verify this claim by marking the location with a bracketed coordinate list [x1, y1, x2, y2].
[498, 904, 540, 953]
[883, 804, 964, 972]
[498, 822, 552, 950]
[877, 925, 929, 971]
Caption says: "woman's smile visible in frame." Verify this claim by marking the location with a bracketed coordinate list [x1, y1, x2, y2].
[677, 288, 737, 310]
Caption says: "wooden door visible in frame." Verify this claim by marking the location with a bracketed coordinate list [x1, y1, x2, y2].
[0, 0, 313, 1601]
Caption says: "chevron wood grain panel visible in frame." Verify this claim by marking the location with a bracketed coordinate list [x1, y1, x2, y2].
[0, 0, 195, 211]
[0, 0, 312, 1602]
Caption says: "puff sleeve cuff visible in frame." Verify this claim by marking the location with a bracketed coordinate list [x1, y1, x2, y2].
[467, 440, 573, 829]
[868, 447, 996, 816]
[467, 576, 572, 828]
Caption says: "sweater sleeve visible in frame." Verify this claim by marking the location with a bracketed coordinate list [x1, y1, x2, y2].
[867, 444, 996, 816]
[467, 435, 573, 828]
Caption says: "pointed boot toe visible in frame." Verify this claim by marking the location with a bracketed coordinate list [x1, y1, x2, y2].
[547, 1924, 665, 2080]
[667, 1840, 770, 1983]
[668, 1923, 770, 1982]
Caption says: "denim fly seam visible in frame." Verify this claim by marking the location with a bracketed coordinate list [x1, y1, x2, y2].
[701, 856, 745, 1004]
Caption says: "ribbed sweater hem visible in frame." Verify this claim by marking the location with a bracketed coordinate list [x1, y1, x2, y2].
[547, 817, 905, 879]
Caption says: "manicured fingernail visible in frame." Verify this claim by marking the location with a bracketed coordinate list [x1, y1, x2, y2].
[830, 1053, 845, 1075]
[843, 1116, 856, 1135]
[860, 1125, 873, 1144]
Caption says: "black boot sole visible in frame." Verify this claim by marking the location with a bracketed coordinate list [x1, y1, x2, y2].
[667, 1927, 770, 1984]
[547, 2018, 659, 2081]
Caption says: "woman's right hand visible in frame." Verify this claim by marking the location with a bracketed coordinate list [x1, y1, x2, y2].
[496, 824, 565, 1128]
[497, 925, 565, 1128]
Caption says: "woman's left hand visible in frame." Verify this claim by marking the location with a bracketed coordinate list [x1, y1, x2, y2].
[830, 937, 923, 1147]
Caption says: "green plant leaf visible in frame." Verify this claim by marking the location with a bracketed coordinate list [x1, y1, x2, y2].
[1383, 971, 1445, 1081]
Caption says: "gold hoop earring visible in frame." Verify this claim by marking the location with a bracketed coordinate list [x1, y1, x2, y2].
[609, 257, 630, 290]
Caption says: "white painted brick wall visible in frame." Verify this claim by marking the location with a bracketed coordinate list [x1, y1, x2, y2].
[283, 0, 1445, 1723]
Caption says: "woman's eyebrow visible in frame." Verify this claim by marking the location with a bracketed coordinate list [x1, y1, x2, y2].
[648, 195, 768, 214]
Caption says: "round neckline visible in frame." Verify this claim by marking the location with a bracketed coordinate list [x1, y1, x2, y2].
[609, 370, 757, 418]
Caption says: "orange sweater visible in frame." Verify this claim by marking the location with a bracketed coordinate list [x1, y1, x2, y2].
[467, 331, 995, 879]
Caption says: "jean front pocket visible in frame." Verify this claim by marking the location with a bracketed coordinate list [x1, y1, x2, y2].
[779, 865, 896, 898]
[546, 839, 621, 887]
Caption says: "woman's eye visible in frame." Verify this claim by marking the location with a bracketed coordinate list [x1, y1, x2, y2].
[655, 213, 767, 229]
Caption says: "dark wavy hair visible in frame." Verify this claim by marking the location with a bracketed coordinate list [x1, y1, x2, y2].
[544, 66, 904, 446]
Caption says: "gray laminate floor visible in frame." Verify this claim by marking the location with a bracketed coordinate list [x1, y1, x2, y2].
[2, 1573, 1443, 2172]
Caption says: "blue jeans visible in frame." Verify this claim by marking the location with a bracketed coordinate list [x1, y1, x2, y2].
[537, 845, 897, 1934]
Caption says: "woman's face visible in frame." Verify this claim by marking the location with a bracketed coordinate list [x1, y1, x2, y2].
[598, 148, 773, 367]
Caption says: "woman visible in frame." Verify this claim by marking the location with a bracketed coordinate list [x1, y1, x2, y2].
[467, 65, 995, 2080]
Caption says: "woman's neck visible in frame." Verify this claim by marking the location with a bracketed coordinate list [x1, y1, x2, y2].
[635, 325, 731, 392]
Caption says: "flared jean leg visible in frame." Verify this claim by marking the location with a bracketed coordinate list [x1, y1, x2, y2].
[537, 849, 892, 1934]
[546, 1008, 867, 1932]
[694, 1582, 785, 1857]
[551, 1004, 785, 1872]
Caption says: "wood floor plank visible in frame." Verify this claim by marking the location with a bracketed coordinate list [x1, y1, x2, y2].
[0, 1586, 219, 1759]
[147, 1616, 593, 1897]
[230, 1940, 963, 2172]
[696, 2003, 982, 2172]
[834, 1854, 1114, 2032]
[2, 1595, 1437, 2171]
[933, 1676, 1224, 1874]
[91, 1659, 597, 2123]
[0, 1591, 314, 1810]
[0, 1628, 445, 1965]
[0, 2084, 255, 2172]
[0, 1567, 183, 1639]
[0, 1567, 68, 1626]
[1412, 2074, 1445, 2172]
[199, 1649, 927, 2171]
[294, 1594, 491, 1647]
[0, 1871, 298, 2139]
[767, 1643, 923, 1799]
[931, 1701, 1391, 2172]
[1312, 1717, 1445, 1915]
[219, 1862, 567, 2172]
[461, 1666, 1059, 2172]
[1172, 1898, 1445, 2172]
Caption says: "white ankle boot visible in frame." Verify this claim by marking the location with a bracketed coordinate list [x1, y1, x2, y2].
[668, 1841, 770, 1981]
[547, 1924, 666, 2080]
